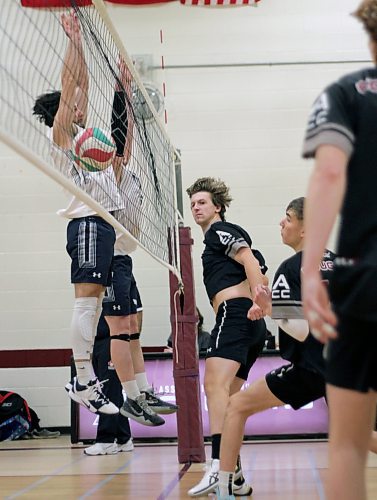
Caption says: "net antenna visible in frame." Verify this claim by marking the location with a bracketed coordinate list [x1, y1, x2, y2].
[0, 0, 181, 281]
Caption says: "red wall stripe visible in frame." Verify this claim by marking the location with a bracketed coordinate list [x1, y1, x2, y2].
[0, 347, 165, 368]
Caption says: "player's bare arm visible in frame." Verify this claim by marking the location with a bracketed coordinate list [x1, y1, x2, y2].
[302, 145, 347, 343]
[233, 247, 265, 320]
[53, 12, 84, 149]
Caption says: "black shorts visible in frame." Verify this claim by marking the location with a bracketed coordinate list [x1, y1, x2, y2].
[102, 255, 136, 316]
[266, 363, 326, 410]
[206, 298, 266, 381]
[66, 216, 115, 286]
[326, 315, 377, 393]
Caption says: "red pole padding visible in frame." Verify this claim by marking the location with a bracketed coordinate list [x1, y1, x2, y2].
[169, 226, 205, 463]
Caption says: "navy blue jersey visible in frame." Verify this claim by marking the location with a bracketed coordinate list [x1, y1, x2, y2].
[273, 250, 335, 375]
[202, 221, 268, 301]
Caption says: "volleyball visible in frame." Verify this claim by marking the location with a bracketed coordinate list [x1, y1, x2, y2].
[72, 127, 116, 172]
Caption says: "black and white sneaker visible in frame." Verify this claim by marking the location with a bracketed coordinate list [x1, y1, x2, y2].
[234, 479, 253, 496]
[234, 455, 244, 481]
[120, 394, 165, 426]
[65, 377, 119, 415]
[142, 390, 179, 415]
[188, 458, 219, 496]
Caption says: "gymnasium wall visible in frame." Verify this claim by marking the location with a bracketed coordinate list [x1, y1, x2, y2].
[0, 0, 369, 426]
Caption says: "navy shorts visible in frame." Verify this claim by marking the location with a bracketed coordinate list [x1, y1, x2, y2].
[266, 363, 326, 410]
[326, 315, 377, 393]
[102, 255, 141, 316]
[206, 297, 266, 381]
[66, 216, 115, 286]
[132, 275, 143, 312]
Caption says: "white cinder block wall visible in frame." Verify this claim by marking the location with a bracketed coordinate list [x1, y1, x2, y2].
[0, 0, 369, 426]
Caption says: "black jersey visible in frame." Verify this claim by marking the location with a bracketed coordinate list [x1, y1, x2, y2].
[202, 221, 268, 301]
[273, 250, 335, 375]
[303, 67, 377, 261]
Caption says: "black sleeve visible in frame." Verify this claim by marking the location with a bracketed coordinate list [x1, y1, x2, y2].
[252, 248, 268, 275]
[111, 90, 128, 157]
[302, 82, 355, 159]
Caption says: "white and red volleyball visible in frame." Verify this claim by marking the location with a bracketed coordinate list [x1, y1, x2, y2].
[72, 127, 116, 172]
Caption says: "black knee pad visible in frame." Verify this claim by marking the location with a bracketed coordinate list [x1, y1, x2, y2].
[110, 333, 130, 342]
[129, 333, 140, 341]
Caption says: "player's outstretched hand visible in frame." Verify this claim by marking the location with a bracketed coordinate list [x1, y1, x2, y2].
[61, 11, 81, 42]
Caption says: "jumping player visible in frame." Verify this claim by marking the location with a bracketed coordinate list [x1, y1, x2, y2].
[186, 177, 267, 497]
[97, 154, 178, 425]
[33, 11, 130, 415]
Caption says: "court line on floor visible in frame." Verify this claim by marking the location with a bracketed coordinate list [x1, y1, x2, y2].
[156, 462, 191, 500]
[306, 448, 326, 500]
[78, 452, 141, 499]
[4, 454, 88, 499]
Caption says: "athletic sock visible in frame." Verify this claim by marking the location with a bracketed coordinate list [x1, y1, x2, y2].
[122, 380, 141, 401]
[74, 360, 95, 386]
[135, 372, 151, 392]
[218, 471, 234, 496]
[211, 433, 221, 460]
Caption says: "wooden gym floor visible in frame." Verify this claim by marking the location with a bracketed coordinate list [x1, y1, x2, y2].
[1, 437, 377, 499]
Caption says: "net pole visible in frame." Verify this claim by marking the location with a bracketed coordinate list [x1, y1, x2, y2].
[169, 226, 205, 463]
[0, 126, 181, 279]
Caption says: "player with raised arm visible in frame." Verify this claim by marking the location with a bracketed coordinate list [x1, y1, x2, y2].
[33, 11, 130, 415]
[186, 177, 267, 497]
[102, 161, 178, 426]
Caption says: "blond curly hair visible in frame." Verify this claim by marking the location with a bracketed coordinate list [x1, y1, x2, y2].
[186, 177, 233, 221]
[354, 0, 377, 42]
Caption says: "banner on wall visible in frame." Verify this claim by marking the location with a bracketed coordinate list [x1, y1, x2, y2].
[180, 0, 260, 5]
[21, 0, 260, 7]
[20, 1, 175, 6]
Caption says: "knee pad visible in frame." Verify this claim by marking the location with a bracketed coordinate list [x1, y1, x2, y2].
[129, 333, 140, 341]
[71, 297, 98, 360]
[110, 333, 130, 342]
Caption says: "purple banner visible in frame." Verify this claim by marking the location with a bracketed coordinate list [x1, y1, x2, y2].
[77, 356, 328, 440]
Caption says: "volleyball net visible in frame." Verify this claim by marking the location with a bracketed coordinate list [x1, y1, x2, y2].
[0, 0, 180, 278]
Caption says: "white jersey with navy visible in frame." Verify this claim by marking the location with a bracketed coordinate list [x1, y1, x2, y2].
[113, 167, 143, 256]
[202, 221, 268, 302]
[49, 128, 124, 219]
[273, 249, 335, 375]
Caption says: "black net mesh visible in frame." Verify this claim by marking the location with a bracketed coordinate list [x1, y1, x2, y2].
[0, 0, 179, 275]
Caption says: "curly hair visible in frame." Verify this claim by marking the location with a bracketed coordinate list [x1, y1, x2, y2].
[186, 177, 233, 221]
[354, 0, 377, 42]
[286, 197, 305, 221]
[33, 91, 61, 128]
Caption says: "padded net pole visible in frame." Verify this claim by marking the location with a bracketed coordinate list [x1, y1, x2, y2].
[169, 226, 206, 463]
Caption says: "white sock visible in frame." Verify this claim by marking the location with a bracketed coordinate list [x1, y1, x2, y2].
[122, 380, 141, 401]
[71, 297, 97, 384]
[218, 471, 234, 496]
[135, 372, 151, 392]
